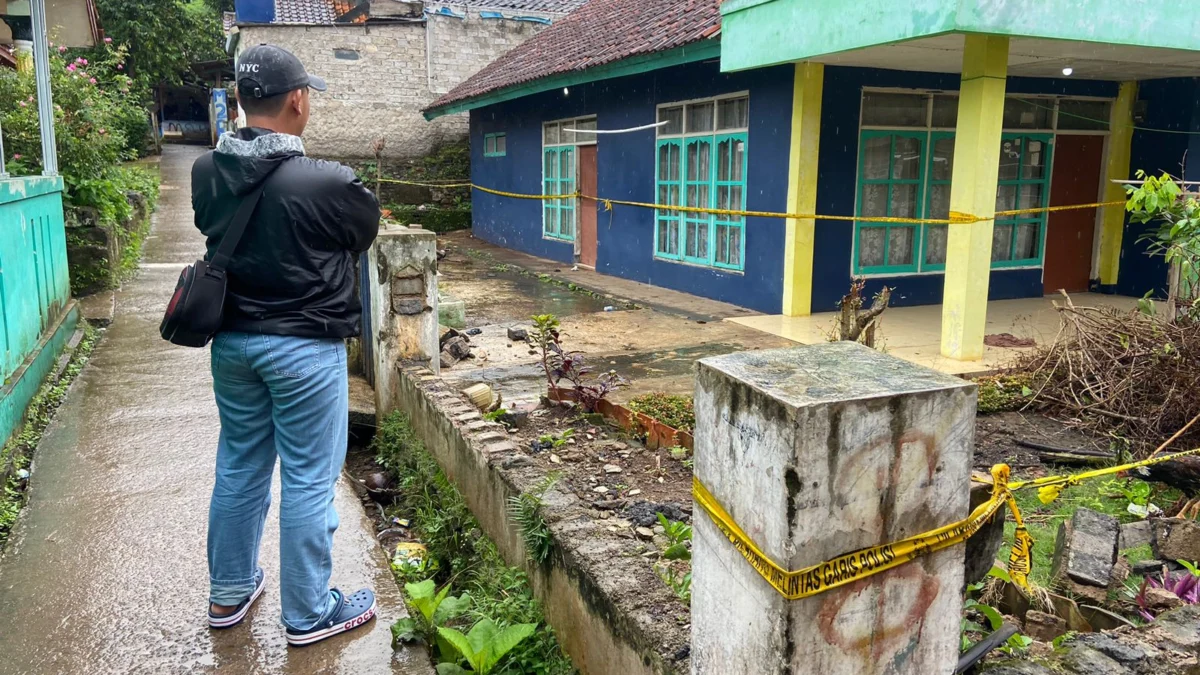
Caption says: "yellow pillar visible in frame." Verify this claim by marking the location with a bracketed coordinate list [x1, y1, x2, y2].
[782, 61, 823, 316]
[940, 35, 1009, 361]
[1098, 82, 1137, 289]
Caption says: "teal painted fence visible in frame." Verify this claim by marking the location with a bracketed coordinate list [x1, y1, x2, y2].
[0, 176, 75, 446]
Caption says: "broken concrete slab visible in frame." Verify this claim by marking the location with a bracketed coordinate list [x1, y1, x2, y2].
[1120, 520, 1154, 551]
[1153, 518, 1200, 563]
[1052, 507, 1119, 589]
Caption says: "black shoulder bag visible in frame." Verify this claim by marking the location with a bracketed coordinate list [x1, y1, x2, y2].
[159, 183, 268, 348]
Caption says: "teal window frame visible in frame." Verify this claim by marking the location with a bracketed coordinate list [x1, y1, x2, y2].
[484, 132, 506, 157]
[919, 131, 956, 272]
[543, 145, 576, 241]
[853, 130, 926, 275]
[654, 95, 748, 272]
[991, 132, 1053, 268]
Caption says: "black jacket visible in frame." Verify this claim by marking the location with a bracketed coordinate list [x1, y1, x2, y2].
[192, 127, 380, 338]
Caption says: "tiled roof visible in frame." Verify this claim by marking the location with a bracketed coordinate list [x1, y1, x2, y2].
[462, 0, 587, 12]
[273, 0, 339, 24]
[426, 0, 721, 113]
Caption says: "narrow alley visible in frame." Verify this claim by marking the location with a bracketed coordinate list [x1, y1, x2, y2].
[0, 146, 426, 675]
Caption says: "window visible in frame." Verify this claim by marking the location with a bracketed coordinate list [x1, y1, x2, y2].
[655, 94, 748, 270]
[853, 90, 1101, 275]
[542, 116, 595, 241]
[484, 132, 506, 157]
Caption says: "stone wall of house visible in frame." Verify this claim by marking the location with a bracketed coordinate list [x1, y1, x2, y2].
[239, 23, 460, 160]
[238, 10, 557, 161]
[425, 9, 553, 95]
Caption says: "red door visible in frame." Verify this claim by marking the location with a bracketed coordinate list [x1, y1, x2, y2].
[578, 145, 598, 268]
[1044, 135, 1104, 294]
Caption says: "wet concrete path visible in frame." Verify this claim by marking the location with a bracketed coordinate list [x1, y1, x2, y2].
[0, 146, 428, 674]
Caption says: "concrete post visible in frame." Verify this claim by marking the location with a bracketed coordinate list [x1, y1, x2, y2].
[692, 342, 976, 674]
[367, 224, 440, 417]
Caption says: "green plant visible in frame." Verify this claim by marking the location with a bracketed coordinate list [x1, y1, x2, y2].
[657, 513, 692, 561]
[483, 409, 509, 422]
[392, 579, 472, 648]
[508, 476, 558, 565]
[668, 446, 689, 461]
[372, 412, 575, 675]
[436, 619, 537, 674]
[655, 564, 692, 603]
[95, 0, 224, 97]
[627, 393, 695, 432]
[1126, 171, 1200, 323]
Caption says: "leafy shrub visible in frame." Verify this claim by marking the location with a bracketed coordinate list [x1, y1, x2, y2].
[627, 393, 695, 431]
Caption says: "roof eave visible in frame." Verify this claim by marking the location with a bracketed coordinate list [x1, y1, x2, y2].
[423, 38, 722, 120]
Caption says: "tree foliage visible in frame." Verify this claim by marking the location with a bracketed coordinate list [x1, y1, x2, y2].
[94, 0, 225, 95]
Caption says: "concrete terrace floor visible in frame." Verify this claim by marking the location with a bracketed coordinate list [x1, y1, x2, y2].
[0, 146, 428, 675]
[731, 293, 1144, 376]
[434, 231, 794, 404]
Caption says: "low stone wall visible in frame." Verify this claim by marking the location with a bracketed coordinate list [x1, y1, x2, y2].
[392, 364, 688, 675]
[65, 190, 150, 297]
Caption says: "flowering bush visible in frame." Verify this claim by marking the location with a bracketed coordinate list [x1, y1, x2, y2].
[0, 42, 153, 224]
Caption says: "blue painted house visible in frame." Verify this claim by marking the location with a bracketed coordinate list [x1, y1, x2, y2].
[423, 0, 1200, 361]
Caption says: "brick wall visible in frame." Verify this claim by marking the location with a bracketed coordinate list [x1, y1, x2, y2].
[426, 9, 552, 96]
[238, 10, 558, 161]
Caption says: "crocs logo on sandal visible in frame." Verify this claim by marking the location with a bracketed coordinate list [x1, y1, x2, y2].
[343, 608, 374, 631]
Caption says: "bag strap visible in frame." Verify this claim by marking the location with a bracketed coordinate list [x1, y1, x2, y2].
[209, 181, 269, 272]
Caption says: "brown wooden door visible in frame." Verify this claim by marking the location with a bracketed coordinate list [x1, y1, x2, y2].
[578, 144, 598, 267]
[1044, 135, 1104, 294]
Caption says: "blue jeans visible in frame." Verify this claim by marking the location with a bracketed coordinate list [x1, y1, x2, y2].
[207, 332, 348, 631]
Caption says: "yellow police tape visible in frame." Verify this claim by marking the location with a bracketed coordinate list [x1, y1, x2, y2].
[375, 177, 1126, 227]
[695, 443, 1200, 602]
[693, 464, 1033, 600]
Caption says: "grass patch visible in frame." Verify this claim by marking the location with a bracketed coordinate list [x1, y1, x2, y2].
[1001, 475, 1182, 588]
[0, 323, 100, 548]
[627, 393, 695, 432]
[373, 412, 576, 675]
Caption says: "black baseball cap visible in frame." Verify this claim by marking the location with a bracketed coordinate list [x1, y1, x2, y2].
[236, 44, 327, 99]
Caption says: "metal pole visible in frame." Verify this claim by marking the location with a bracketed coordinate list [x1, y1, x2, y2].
[30, 0, 58, 176]
[0, 117, 8, 178]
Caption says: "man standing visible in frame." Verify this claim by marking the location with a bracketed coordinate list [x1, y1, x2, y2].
[191, 44, 380, 646]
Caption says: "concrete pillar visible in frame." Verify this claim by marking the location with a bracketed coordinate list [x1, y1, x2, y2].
[1097, 82, 1137, 292]
[940, 35, 1009, 361]
[782, 61, 823, 317]
[692, 342, 976, 674]
[367, 224, 440, 417]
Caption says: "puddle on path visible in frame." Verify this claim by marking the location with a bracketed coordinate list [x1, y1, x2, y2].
[439, 255, 612, 326]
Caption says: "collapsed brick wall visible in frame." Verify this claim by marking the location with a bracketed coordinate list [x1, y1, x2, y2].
[238, 10, 557, 160]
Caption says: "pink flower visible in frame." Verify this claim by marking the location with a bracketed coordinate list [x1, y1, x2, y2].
[75, 57, 87, 65]
[57, 45, 67, 53]
[12, 154, 21, 160]
[66, 63, 76, 72]
[18, 101, 26, 107]
[116, 64, 123, 70]
[27, 95, 33, 101]
[104, 37, 112, 44]
[89, 78, 97, 84]
[98, 128, 107, 135]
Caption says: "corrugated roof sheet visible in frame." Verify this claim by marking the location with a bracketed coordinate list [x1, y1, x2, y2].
[426, 0, 721, 113]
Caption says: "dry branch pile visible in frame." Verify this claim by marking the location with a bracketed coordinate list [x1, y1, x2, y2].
[1018, 294, 1200, 456]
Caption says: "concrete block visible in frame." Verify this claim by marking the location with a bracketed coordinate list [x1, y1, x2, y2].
[1153, 518, 1200, 562]
[439, 294, 466, 329]
[692, 342, 975, 675]
[368, 225, 440, 416]
[1120, 520, 1154, 551]
[1051, 508, 1118, 589]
